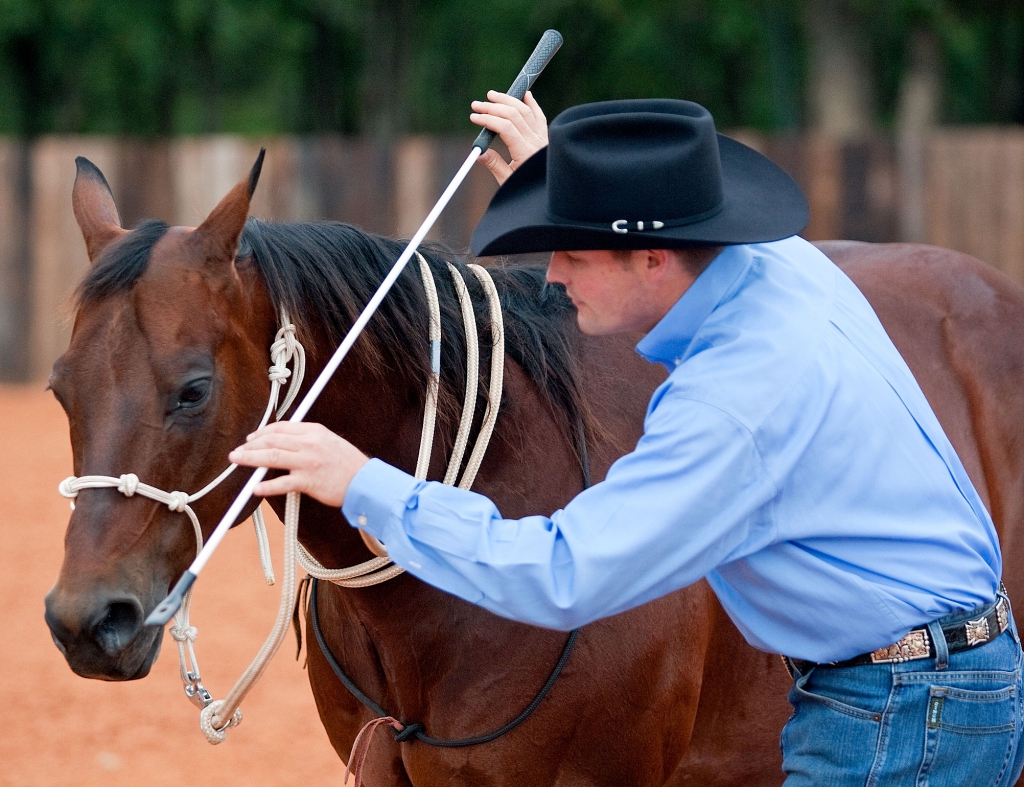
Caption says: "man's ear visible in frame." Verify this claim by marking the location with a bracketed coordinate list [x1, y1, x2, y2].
[72, 157, 128, 262]
[189, 148, 265, 264]
[642, 248, 676, 280]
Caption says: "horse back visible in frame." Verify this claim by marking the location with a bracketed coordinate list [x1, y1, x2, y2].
[818, 241, 1024, 604]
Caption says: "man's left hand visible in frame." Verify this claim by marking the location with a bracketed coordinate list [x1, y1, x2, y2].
[228, 422, 369, 508]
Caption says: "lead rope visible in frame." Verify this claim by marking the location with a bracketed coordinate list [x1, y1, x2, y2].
[203, 255, 505, 740]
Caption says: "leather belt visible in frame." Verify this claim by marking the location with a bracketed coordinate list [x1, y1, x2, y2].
[784, 595, 1011, 677]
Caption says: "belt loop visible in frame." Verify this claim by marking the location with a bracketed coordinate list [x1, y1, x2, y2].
[928, 619, 949, 670]
[998, 583, 1019, 646]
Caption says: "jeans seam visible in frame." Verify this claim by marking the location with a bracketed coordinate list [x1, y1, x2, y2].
[794, 687, 880, 721]
[865, 664, 897, 787]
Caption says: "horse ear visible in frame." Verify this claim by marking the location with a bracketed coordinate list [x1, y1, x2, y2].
[72, 157, 128, 263]
[191, 148, 265, 264]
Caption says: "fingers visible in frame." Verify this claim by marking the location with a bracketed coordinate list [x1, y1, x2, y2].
[245, 421, 323, 441]
[253, 473, 305, 498]
[227, 421, 367, 508]
[228, 446, 304, 470]
[523, 91, 547, 134]
[470, 90, 548, 185]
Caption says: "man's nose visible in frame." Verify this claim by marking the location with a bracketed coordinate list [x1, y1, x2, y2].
[546, 252, 568, 285]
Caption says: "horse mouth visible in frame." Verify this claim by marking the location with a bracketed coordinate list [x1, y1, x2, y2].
[66, 625, 163, 681]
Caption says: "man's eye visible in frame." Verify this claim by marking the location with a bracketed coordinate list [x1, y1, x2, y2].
[177, 380, 211, 409]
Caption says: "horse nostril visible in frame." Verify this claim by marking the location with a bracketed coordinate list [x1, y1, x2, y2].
[92, 599, 144, 658]
[50, 630, 68, 655]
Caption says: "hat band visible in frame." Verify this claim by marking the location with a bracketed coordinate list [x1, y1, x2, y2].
[546, 197, 726, 235]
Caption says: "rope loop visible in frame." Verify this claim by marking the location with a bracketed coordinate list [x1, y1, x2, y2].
[58, 477, 78, 499]
[117, 473, 140, 497]
[167, 491, 189, 513]
[199, 700, 243, 745]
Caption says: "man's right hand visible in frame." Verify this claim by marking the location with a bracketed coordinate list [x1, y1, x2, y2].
[470, 90, 548, 185]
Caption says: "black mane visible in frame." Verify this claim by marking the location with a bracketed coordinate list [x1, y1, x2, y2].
[76, 218, 591, 464]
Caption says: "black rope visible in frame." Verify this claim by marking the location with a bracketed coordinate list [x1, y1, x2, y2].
[309, 578, 579, 747]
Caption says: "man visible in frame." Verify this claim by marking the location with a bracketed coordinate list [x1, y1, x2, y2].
[231, 93, 1024, 785]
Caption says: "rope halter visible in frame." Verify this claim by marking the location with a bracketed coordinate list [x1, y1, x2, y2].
[54, 256, 507, 746]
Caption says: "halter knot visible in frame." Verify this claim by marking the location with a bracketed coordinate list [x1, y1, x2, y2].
[268, 364, 291, 383]
[270, 324, 297, 365]
[170, 623, 198, 643]
[58, 476, 79, 499]
[167, 491, 190, 512]
[391, 722, 423, 742]
[117, 473, 140, 497]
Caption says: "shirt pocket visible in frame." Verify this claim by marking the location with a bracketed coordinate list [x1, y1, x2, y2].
[916, 678, 1019, 787]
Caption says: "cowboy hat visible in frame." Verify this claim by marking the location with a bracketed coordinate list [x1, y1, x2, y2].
[471, 99, 809, 256]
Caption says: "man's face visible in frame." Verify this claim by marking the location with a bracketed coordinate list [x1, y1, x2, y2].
[546, 249, 658, 335]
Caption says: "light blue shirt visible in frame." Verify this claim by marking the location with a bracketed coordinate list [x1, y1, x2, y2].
[344, 236, 1001, 662]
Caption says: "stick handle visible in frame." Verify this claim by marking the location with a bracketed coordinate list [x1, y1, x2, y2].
[472, 29, 563, 152]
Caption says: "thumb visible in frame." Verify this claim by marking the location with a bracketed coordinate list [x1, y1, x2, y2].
[478, 149, 513, 185]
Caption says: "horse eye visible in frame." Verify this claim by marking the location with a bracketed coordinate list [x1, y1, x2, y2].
[177, 379, 211, 409]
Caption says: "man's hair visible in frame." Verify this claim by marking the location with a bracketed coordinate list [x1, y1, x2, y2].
[613, 246, 723, 275]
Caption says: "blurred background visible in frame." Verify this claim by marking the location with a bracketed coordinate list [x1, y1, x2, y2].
[1, 0, 1023, 381]
[2, 2, 1024, 785]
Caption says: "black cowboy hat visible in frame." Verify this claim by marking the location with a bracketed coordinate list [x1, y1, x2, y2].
[471, 99, 809, 256]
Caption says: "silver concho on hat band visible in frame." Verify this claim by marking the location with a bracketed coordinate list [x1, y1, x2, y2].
[611, 219, 666, 234]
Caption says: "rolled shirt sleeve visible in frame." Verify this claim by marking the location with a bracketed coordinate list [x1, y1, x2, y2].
[343, 392, 776, 630]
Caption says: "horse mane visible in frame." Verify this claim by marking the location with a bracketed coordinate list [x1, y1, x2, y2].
[75, 218, 593, 466]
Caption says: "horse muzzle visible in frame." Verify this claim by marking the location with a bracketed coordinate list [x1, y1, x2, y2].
[44, 588, 163, 680]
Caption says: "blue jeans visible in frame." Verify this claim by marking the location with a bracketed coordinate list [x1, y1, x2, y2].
[782, 615, 1024, 786]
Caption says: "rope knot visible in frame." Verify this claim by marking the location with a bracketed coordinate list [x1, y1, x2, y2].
[268, 364, 291, 383]
[167, 491, 189, 513]
[169, 624, 198, 643]
[270, 323, 297, 365]
[392, 722, 423, 742]
[117, 473, 140, 497]
[58, 476, 79, 499]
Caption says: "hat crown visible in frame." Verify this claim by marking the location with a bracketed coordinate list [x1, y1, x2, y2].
[546, 99, 725, 225]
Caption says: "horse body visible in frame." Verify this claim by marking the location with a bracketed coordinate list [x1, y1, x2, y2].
[43, 157, 1024, 786]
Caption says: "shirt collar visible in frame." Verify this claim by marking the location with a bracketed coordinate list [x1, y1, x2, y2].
[636, 244, 754, 369]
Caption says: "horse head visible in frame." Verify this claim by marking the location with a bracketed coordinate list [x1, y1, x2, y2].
[44, 152, 277, 680]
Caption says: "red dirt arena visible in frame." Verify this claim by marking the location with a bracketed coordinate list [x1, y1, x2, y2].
[1, 384, 350, 786]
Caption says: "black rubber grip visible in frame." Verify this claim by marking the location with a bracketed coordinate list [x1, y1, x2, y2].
[472, 29, 563, 152]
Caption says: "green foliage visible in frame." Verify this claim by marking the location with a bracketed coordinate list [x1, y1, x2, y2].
[0, 0, 1019, 136]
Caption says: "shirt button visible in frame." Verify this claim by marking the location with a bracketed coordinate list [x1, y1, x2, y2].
[357, 515, 368, 527]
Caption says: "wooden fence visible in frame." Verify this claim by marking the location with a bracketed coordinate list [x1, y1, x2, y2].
[1, 129, 1023, 382]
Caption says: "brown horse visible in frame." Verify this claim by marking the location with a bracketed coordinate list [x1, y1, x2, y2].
[43, 154, 1024, 786]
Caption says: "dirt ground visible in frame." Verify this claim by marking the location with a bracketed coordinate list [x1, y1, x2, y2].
[0, 385, 349, 786]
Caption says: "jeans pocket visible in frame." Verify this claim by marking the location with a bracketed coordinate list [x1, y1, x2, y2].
[792, 668, 886, 722]
[917, 679, 1018, 787]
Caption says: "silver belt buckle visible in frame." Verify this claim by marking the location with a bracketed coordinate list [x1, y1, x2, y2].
[870, 628, 931, 664]
[965, 616, 991, 647]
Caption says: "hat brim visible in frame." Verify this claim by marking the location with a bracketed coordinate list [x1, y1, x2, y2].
[471, 135, 809, 256]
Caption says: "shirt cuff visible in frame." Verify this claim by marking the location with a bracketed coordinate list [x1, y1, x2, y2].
[342, 458, 422, 542]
